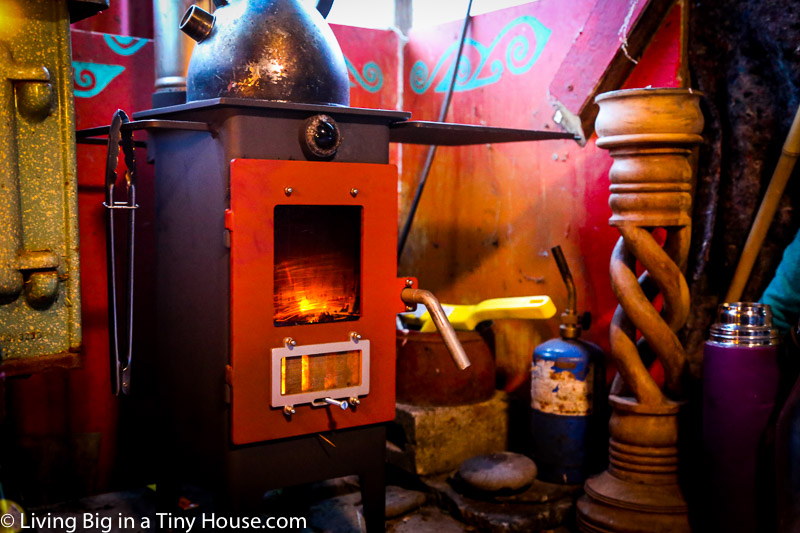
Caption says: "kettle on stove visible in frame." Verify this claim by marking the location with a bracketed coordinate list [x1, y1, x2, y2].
[180, 0, 349, 105]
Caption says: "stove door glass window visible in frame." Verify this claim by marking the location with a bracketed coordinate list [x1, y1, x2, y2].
[273, 205, 362, 326]
[281, 350, 362, 395]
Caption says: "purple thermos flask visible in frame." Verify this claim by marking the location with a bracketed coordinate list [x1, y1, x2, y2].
[703, 302, 781, 532]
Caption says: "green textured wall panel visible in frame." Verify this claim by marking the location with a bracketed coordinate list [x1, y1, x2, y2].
[0, 0, 81, 374]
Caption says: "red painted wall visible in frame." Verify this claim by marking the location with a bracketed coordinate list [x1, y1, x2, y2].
[399, 2, 682, 392]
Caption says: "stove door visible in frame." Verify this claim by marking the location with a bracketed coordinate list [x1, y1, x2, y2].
[228, 159, 397, 444]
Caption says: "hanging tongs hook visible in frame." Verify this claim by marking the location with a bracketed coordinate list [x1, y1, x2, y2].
[104, 109, 137, 396]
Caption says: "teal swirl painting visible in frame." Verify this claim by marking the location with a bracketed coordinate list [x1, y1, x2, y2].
[345, 57, 384, 93]
[103, 34, 148, 56]
[410, 15, 551, 94]
[72, 62, 126, 98]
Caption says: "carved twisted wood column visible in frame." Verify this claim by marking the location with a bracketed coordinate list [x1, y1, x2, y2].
[577, 88, 703, 533]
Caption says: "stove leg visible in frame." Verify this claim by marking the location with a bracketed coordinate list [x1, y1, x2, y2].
[358, 428, 386, 532]
[359, 468, 385, 532]
[155, 476, 181, 532]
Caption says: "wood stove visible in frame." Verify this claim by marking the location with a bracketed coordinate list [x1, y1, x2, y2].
[137, 100, 415, 525]
[79, 94, 571, 529]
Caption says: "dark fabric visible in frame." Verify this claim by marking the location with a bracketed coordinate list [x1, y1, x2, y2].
[683, 0, 800, 372]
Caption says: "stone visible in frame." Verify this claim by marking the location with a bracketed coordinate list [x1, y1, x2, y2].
[28, 489, 158, 533]
[311, 475, 361, 501]
[387, 506, 474, 533]
[387, 390, 508, 476]
[458, 452, 537, 493]
[308, 493, 365, 533]
[493, 479, 583, 504]
[425, 476, 576, 533]
[385, 486, 426, 518]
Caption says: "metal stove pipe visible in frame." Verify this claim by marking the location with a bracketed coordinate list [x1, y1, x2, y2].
[152, 0, 211, 107]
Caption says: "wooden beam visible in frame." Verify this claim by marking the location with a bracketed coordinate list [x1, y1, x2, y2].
[678, 0, 690, 87]
[548, 0, 677, 142]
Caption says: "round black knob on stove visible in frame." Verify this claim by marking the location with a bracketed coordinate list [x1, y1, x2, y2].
[301, 114, 343, 160]
[314, 119, 338, 149]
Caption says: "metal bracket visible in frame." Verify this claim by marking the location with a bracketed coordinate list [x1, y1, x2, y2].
[103, 202, 139, 210]
[389, 121, 576, 146]
[68, 0, 109, 23]
[76, 119, 215, 148]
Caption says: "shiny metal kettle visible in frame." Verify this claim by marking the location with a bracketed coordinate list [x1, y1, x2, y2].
[180, 0, 349, 105]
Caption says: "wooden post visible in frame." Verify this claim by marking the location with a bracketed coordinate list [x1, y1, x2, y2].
[577, 88, 703, 533]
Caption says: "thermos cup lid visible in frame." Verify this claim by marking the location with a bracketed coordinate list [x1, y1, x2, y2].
[708, 302, 781, 346]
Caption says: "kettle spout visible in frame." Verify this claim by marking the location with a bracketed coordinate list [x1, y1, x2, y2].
[180, 5, 215, 43]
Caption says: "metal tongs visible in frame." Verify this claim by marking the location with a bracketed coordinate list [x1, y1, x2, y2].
[104, 109, 137, 396]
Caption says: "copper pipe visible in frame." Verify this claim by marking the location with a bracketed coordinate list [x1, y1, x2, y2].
[726, 103, 800, 302]
[400, 288, 471, 370]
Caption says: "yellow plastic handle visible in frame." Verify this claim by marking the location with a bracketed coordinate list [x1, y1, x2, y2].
[417, 295, 556, 332]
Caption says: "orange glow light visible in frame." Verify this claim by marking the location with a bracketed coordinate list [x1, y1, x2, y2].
[281, 350, 362, 396]
[274, 253, 360, 326]
[301, 354, 310, 392]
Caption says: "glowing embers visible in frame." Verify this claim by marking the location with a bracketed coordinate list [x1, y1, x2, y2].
[273, 253, 359, 325]
[280, 350, 362, 395]
[273, 205, 362, 326]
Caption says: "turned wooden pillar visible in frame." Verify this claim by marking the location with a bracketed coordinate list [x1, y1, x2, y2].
[577, 88, 704, 533]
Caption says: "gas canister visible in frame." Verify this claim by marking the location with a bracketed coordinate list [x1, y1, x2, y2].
[531, 246, 606, 484]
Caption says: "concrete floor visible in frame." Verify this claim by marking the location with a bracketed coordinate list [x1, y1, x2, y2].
[22, 476, 576, 532]
[24, 488, 465, 533]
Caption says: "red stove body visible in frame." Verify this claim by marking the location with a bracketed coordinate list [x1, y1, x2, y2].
[228, 158, 406, 444]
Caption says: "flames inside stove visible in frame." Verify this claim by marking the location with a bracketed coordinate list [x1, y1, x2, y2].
[273, 205, 362, 326]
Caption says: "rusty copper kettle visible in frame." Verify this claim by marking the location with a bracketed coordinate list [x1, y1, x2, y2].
[180, 0, 349, 105]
